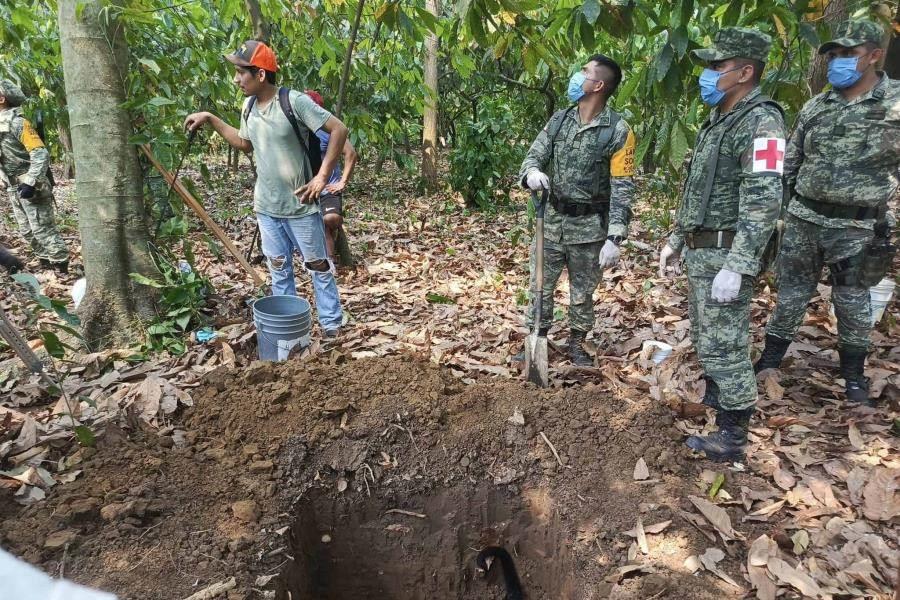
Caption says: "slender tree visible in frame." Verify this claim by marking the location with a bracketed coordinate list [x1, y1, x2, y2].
[335, 0, 366, 118]
[421, 0, 440, 188]
[806, 0, 848, 95]
[244, 0, 270, 42]
[58, 0, 157, 347]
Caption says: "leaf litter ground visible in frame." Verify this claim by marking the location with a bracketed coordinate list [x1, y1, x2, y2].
[0, 159, 898, 599]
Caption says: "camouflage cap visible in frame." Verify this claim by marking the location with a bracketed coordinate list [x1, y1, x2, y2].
[818, 19, 884, 54]
[693, 27, 773, 63]
[0, 79, 25, 107]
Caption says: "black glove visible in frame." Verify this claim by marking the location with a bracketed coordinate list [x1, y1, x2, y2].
[17, 183, 35, 200]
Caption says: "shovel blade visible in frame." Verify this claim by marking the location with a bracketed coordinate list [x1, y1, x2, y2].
[524, 333, 549, 388]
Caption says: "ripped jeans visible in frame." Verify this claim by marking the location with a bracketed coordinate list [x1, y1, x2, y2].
[256, 212, 343, 330]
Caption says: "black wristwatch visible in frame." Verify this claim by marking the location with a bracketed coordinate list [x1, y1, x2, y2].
[607, 235, 624, 246]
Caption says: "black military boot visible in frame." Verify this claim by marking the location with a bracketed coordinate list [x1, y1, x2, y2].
[701, 377, 720, 409]
[512, 326, 549, 362]
[568, 329, 593, 367]
[52, 260, 69, 274]
[839, 345, 871, 406]
[753, 334, 791, 374]
[0, 246, 23, 274]
[686, 406, 754, 462]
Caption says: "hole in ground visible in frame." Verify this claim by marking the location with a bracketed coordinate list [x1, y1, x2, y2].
[278, 483, 579, 599]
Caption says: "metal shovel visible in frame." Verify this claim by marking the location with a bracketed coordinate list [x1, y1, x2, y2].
[525, 189, 549, 388]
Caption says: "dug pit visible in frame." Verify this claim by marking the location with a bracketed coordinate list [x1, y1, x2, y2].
[2, 356, 758, 599]
[280, 484, 574, 599]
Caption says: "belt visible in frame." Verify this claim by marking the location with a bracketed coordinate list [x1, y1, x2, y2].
[685, 230, 735, 249]
[797, 196, 879, 220]
[550, 195, 609, 217]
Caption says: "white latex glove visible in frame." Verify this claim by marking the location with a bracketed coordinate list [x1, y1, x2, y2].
[598, 239, 620, 269]
[658, 244, 681, 278]
[525, 170, 550, 191]
[710, 268, 742, 303]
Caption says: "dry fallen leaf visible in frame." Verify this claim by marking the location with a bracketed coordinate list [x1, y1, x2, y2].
[773, 466, 796, 491]
[861, 467, 900, 521]
[633, 457, 649, 481]
[766, 556, 821, 598]
[847, 421, 864, 450]
[689, 495, 741, 542]
[635, 518, 649, 554]
[699, 547, 741, 588]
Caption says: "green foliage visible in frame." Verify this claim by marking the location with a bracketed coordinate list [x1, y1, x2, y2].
[448, 100, 523, 209]
[130, 246, 213, 355]
[9, 273, 83, 360]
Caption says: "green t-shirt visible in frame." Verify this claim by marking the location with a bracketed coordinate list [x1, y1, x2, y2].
[238, 89, 332, 218]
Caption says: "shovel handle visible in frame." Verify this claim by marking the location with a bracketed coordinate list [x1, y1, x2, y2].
[531, 188, 548, 219]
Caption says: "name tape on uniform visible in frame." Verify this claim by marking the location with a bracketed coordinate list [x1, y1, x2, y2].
[752, 137, 785, 174]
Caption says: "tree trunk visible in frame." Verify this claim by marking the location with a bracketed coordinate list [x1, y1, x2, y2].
[58, 0, 157, 348]
[884, 4, 900, 79]
[55, 93, 75, 180]
[806, 0, 848, 95]
[420, 0, 441, 189]
[244, 0, 269, 42]
[335, 0, 366, 118]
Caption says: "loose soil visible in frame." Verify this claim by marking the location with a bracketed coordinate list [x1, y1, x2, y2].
[0, 355, 769, 599]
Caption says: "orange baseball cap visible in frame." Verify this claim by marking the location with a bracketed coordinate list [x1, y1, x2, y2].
[225, 40, 278, 72]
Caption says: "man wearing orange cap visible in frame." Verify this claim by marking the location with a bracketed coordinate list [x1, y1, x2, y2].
[185, 41, 349, 337]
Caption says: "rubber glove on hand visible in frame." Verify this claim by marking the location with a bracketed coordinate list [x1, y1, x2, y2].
[711, 268, 742, 303]
[658, 244, 681, 278]
[598, 239, 620, 269]
[525, 170, 549, 191]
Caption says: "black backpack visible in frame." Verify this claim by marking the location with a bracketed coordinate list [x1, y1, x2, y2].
[242, 87, 323, 175]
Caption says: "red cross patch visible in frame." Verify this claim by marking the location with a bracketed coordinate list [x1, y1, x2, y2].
[752, 137, 785, 174]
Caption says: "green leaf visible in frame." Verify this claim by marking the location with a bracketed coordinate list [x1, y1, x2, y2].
[581, 0, 601, 25]
[41, 331, 65, 359]
[147, 96, 175, 107]
[11, 272, 41, 294]
[426, 292, 456, 304]
[138, 58, 161, 75]
[129, 272, 162, 287]
[653, 43, 674, 82]
[74, 425, 96, 447]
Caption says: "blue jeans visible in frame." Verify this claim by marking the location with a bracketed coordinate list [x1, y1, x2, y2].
[257, 212, 343, 329]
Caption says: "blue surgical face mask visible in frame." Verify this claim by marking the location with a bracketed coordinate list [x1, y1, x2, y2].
[827, 56, 863, 89]
[698, 67, 740, 106]
[567, 72, 587, 103]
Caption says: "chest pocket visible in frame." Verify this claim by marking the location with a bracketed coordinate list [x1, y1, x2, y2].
[865, 119, 900, 166]
[567, 118, 615, 198]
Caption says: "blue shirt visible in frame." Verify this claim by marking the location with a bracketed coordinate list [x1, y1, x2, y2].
[316, 130, 342, 186]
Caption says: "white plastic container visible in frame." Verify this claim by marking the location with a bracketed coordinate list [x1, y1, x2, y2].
[642, 340, 673, 364]
[71, 277, 86, 309]
[869, 278, 896, 325]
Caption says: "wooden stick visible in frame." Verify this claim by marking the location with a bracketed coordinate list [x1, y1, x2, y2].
[140, 144, 265, 287]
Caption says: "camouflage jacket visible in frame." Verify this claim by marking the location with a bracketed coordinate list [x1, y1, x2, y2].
[785, 72, 899, 231]
[519, 105, 636, 244]
[669, 87, 786, 276]
[0, 107, 49, 188]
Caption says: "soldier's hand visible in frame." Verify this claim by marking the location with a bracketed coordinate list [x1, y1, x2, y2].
[183, 112, 210, 132]
[526, 170, 549, 191]
[17, 183, 35, 200]
[658, 244, 681, 278]
[711, 268, 741, 303]
[599, 239, 620, 269]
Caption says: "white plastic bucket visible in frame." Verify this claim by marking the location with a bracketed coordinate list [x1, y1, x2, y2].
[642, 340, 673, 364]
[870, 278, 896, 325]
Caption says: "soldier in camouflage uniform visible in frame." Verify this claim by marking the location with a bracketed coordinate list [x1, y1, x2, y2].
[756, 20, 898, 406]
[0, 80, 68, 272]
[659, 28, 786, 461]
[517, 54, 636, 366]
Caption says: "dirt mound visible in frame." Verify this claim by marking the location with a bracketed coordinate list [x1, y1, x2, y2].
[1, 355, 760, 599]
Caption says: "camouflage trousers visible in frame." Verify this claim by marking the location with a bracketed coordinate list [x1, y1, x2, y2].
[526, 239, 603, 333]
[6, 183, 68, 263]
[766, 214, 873, 349]
[687, 271, 757, 411]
